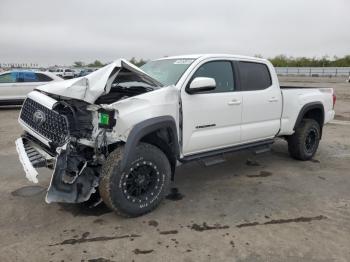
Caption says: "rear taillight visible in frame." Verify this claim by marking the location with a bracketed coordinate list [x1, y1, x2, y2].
[332, 93, 336, 109]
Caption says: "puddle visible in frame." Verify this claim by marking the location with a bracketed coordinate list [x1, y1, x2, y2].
[59, 192, 112, 217]
[247, 171, 273, 178]
[50, 232, 141, 246]
[11, 186, 45, 197]
[166, 188, 184, 201]
[246, 159, 260, 166]
[59, 202, 112, 217]
[236, 215, 327, 228]
[264, 215, 327, 225]
[189, 222, 229, 232]
[148, 220, 159, 227]
[159, 230, 178, 235]
[88, 258, 115, 262]
[133, 248, 154, 255]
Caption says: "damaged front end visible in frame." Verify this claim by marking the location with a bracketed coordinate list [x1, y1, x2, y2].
[16, 90, 115, 204]
[16, 59, 163, 204]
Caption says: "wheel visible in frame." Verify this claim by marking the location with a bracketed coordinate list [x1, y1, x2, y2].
[99, 142, 171, 217]
[287, 119, 321, 160]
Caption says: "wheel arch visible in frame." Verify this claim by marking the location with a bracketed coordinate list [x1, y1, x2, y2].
[121, 116, 179, 176]
[294, 102, 324, 137]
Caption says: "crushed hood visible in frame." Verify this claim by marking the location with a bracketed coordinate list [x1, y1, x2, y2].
[36, 59, 162, 104]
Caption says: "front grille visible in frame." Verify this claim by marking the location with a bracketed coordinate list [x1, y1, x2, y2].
[20, 98, 69, 146]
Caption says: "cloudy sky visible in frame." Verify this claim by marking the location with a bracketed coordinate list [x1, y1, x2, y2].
[0, 0, 349, 65]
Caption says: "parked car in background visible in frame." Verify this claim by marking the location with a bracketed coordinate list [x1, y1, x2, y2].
[0, 71, 62, 105]
[72, 69, 81, 78]
[78, 68, 95, 77]
[48, 68, 75, 79]
[56, 68, 75, 79]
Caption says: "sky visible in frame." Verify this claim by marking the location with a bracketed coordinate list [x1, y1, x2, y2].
[0, 0, 349, 66]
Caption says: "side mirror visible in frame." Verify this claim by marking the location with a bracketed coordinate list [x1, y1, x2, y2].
[188, 77, 216, 94]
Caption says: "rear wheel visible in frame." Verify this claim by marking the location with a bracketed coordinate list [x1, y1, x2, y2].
[287, 119, 321, 160]
[99, 142, 171, 217]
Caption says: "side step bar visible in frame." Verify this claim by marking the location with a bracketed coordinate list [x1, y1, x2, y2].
[253, 144, 271, 155]
[180, 139, 274, 163]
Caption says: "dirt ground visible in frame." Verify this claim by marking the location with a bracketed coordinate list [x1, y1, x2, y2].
[0, 77, 349, 262]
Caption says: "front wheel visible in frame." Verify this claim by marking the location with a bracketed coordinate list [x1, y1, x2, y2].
[99, 142, 171, 217]
[287, 119, 321, 161]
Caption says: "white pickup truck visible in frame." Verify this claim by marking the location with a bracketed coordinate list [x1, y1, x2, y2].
[15, 54, 335, 217]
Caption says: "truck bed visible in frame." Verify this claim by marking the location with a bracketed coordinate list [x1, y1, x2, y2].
[279, 86, 335, 136]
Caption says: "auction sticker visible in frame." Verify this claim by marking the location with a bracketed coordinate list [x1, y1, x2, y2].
[174, 59, 194, 65]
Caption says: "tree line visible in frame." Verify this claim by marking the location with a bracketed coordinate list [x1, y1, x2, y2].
[73, 55, 350, 68]
[266, 55, 350, 67]
[73, 57, 146, 68]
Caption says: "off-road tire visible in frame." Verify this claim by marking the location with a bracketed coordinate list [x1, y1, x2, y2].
[99, 142, 171, 217]
[287, 119, 321, 160]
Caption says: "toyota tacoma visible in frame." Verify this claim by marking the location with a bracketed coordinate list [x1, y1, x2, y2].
[15, 54, 336, 217]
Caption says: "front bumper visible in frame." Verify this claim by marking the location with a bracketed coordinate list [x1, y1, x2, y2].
[15, 137, 54, 183]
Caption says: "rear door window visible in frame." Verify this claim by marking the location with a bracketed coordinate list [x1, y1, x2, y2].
[238, 61, 272, 91]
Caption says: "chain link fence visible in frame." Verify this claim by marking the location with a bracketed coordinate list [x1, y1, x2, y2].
[276, 67, 350, 77]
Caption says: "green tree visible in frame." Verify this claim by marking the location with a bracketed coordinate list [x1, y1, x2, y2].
[88, 60, 104, 68]
[73, 61, 85, 67]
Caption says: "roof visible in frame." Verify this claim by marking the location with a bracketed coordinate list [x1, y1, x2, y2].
[155, 54, 268, 63]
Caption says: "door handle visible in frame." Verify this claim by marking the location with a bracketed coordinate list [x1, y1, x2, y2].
[268, 97, 279, 102]
[228, 99, 241, 105]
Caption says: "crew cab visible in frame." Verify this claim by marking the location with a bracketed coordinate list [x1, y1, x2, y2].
[15, 54, 335, 217]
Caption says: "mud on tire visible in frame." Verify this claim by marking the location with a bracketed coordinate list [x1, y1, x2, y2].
[99, 142, 171, 217]
[287, 119, 321, 161]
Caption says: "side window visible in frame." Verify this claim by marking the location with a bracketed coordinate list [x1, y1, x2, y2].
[36, 73, 53, 82]
[17, 72, 38, 82]
[0, 73, 16, 83]
[238, 61, 272, 91]
[191, 61, 235, 93]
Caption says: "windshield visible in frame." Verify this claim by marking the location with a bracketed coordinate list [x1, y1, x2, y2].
[141, 58, 195, 86]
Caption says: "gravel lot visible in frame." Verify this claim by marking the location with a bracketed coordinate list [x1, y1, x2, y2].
[0, 77, 349, 262]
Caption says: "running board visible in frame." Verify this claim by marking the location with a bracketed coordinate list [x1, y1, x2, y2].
[253, 144, 271, 155]
[180, 139, 275, 163]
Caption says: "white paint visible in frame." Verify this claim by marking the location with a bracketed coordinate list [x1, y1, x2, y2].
[36, 59, 154, 104]
[15, 138, 39, 183]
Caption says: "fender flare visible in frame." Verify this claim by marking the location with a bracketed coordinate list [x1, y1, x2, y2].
[120, 116, 179, 170]
[294, 102, 325, 130]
